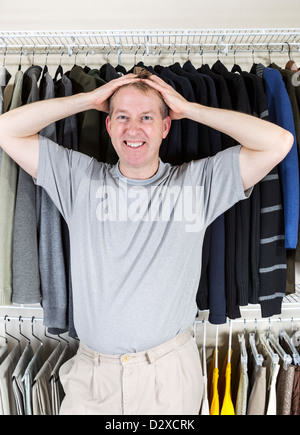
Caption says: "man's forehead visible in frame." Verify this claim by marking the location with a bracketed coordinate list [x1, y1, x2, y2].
[114, 86, 161, 104]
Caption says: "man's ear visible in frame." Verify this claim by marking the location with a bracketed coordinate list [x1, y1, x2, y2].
[162, 116, 172, 139]
[105, 115, 111, 137]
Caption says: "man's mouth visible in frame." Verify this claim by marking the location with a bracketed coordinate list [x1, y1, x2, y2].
[124, 141, 146, 148]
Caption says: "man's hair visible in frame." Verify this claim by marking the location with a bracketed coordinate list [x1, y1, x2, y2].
[108, 67, 169, 119]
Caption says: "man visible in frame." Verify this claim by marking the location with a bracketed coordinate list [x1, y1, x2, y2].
[0, 69, 293, 415]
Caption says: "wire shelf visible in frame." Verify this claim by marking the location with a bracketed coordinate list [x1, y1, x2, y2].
[0, 29, 299, 57]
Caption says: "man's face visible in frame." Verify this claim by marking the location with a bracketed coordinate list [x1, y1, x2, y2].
[106, 86, 171, 178]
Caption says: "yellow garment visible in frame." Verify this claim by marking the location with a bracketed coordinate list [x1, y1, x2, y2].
[220, 362, 235, 415]
[208, 350, 220, 415]
[210, 366, 220, 415]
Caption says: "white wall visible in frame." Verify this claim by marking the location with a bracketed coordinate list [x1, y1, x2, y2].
[0, 0, 300, 30]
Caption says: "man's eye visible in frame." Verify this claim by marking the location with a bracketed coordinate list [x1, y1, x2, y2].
[143, 116, 152, 121]
[118, 116, 128, 121]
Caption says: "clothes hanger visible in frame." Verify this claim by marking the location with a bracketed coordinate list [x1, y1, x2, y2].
[268, 332, 292, 370]
[202, 319, 207, 377]
[31, 316, 43, 345]
[44, 327, 60, 344]
[18, 46, 23, 71]
[267, 44, 272, 66]
[259, 331, 280, 369]
[57, 333, 70, 346]
[279, 328, 300, 366]
[18, 316, 31, 344]
[200, 319, 210, 416]
[214, 325, 219, 369]
[199, 44, 204, 67]
[227, 320, 233, 364]
[42, 49, 49, 77]
[249, 319, 264, 370]
[4, 315, 20, 344]
[0, 320, 7, 345]
[31, 44, 36, 66]
[238, 319, 248, 366]
[285, 42, 299, 71]
[238, 334, 248, 366]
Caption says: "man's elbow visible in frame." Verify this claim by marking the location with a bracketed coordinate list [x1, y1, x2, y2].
[280, 130, 294, 160]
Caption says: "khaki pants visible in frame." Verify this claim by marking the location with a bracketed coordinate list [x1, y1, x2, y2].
[59, 328, 203, 415]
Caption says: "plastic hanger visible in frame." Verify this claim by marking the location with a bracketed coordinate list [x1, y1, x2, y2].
[215, 325, 219, 369]
[249, 333, 264, 369]
[200, 319, 210, 416]
[227, 320, 233, 364]
[238, 319, 248, 366]
[202, 320, 207, 377]
[238, 334, 248, 367]
[259, 332, 279, 368]
[268, 333, 292, 370]
[280, 330, 300, 366]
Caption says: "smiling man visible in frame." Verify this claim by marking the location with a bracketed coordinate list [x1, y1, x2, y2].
[106, 81, 171, 179]
[0, 68, 293, 415]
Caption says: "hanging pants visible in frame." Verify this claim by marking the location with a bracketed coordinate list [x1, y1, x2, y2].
[59, 327, 203, 415]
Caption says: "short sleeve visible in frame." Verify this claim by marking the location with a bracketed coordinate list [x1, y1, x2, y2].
[35, 134, 94, 222]
[189, 145, 252, 228]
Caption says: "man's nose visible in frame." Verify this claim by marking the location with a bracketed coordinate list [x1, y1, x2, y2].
[126, 119, 141, 136]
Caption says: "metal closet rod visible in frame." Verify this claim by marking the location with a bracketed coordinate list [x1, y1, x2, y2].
[195, 317, 300, 325]
[0, 315, 43, 322]
[0, 43, 299, 54]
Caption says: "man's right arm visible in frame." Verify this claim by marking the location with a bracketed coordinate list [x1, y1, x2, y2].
[0, 93, 93, 179]
[0, 74, 140, 179]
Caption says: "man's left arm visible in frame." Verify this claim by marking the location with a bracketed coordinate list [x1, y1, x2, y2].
[183, 103, 294, 191]
[143, 75, 294, 191]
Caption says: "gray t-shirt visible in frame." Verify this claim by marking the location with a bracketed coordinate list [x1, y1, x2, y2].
[36, 134, 250, 354]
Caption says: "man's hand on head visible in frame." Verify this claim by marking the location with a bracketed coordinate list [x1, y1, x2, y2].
[140, 74, 190, 120]
[90, 73, 141, 113]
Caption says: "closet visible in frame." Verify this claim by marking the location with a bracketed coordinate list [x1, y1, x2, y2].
[0, 29, 300, 415]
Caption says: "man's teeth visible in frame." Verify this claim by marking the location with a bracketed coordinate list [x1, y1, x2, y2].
[125, 141, 144, 148]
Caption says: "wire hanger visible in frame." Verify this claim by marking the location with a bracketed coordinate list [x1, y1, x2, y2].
[18, 46, 23, 71]
[18, 316, 31, 344]
[44, 327, 60, 344]
[58, 333, 69, 345]
[31, 317, 43, 345]
[285, 41, 299, 71]
[4, 315, 20, 344]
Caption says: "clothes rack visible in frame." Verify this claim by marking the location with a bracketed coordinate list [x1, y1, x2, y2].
[0, 29, 300, 61]
[1, 28, 300, 415]
[1, 27, 300, 327]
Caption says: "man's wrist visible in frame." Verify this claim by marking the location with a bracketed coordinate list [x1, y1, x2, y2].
[181, 102, 205, 121]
